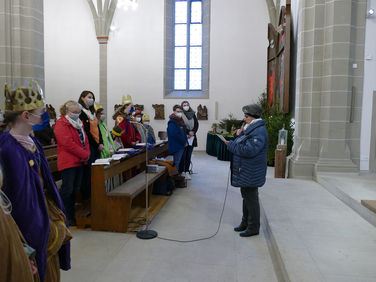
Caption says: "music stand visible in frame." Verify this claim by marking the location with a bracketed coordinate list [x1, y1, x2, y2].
[131, 121, 158, 239]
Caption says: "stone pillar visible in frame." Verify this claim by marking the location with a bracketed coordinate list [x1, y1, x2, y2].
[289, 0, 366, 179]
[87, 0, 117, 116]
[98, 37, 108, 115]
[0, 0, 45, 107]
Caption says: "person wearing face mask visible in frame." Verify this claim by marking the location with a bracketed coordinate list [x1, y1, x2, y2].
[78, 90, 104, 202]
[33, 109, 56, 146]
[142, 114, 156, 145]
[0, 83, 72, 281]
[96, 106, 116, 158]
[180, 101, 199, 180]
[115, 95, 141, 148]
[167, 105, 188, 172]
[224, 104, 269, 237]
[54, 101, 90, 226]
[132, 110, 148, 144]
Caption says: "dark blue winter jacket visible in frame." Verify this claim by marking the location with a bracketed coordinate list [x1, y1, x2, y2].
[167, 117, 188, 154]
[227, 120, 269, 188]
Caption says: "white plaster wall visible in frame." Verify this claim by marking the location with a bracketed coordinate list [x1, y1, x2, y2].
[44, 0, 99, 111]
[44, 0, 269, 151]
[360, 0, 376, 170]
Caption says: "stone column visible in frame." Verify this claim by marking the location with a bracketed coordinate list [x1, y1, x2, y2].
[0, 0, 45, 107]
[289, 0, 366, 179]
[98, 37, 108, 115]
[87, 0, 117, 116]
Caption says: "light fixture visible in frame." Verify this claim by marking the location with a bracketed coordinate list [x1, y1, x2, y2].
[117, 0, 138, 11]
[367, 8, 375, 17]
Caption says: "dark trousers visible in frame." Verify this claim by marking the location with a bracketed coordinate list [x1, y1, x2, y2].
[179, 145, 194, 173]
[81, 145, 99, 200]
[60, 166, 83, 221]
[240, 187, 260, 232]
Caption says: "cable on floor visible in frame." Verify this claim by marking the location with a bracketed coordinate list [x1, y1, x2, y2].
[156, 166, 231, 243]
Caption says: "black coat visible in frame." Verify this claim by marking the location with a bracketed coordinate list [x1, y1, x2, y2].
[183, 112, 199, 147]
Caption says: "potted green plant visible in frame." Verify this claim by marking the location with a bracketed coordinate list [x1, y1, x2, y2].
[258, 92, 294, 166]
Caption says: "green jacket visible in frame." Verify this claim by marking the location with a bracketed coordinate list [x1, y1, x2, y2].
[99, 122, 116, 158]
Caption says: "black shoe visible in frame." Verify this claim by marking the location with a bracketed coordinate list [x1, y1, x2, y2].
[239, 229, 259, 237]
[234, 224, 247, 232]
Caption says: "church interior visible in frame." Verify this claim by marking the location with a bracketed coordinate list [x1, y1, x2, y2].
[1, 0, 376, 281]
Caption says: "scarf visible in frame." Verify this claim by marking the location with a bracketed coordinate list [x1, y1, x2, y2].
[9, 133, 35, 151]
[82, 108, 95, 121]
[182, 111, 195, 130]
[169, 114, 185, 126]
[65, 115, 86, 145]
[244, 118, 262, 130]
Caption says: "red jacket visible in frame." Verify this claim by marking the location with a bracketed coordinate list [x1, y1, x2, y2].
[119, 119, 141, 148]
[54, 116, 90, 171]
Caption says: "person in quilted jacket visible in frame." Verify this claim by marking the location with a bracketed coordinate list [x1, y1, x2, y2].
[225, 104, 269, 237]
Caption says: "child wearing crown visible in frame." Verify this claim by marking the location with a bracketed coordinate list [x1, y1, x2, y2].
[0, 82, 71, 281]
[116, 95, 142, 148]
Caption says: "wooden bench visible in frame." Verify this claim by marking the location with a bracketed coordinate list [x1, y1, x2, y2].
[89, 141, 169, 232]
[43, 144, 62, 188]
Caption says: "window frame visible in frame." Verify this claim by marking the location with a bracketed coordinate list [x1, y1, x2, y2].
[164, 0, 210, 99]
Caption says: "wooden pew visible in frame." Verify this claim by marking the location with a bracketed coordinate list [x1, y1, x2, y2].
[43, 144, 62, 188]
[89, 141, 169, 232]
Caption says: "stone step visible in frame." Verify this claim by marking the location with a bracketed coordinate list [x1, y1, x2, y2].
[316, 173, 376, 228]
[260, 176, 376, 282]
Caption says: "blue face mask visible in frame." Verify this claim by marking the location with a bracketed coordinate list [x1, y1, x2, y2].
[32, 111, 50, 131]
[129, 106, 135, 114]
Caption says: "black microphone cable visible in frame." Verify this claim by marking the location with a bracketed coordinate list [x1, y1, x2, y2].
[156, 166, 231, 243]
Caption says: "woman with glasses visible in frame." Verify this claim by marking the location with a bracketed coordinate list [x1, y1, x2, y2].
[225, 104, 269, 237]
[54, 101, 90, 226]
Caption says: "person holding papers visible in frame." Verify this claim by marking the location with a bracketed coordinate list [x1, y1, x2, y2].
[54, 101, 90, 226]
[180, 101, 199, 180]
[225, 104, 268, 237]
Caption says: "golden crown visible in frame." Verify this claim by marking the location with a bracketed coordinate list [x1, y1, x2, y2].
[122, 94, 132, 105]
[4, 81, 45, 112]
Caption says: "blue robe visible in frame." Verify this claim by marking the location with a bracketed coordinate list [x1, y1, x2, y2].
[0, 131, 70, 281]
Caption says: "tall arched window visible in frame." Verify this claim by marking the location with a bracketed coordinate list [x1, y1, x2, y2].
[165, 0, 210, 98]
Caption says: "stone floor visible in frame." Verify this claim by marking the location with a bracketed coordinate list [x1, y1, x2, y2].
[61, 152, 376, 282]
[62, 152, 278, 282]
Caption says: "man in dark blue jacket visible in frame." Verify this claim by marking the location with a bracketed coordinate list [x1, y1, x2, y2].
[225, 104, 269, 237]
[167, 105, 188, 171]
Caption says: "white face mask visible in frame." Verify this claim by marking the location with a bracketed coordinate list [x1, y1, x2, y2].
[176, 112, 183, 118]
[144, 121, 150, 125]
[86, 98, 94, 107]
[136, 117, 142, 122]
[70, 112, 80, 121]
[183, 106, 190, 111]
[99, 115, 105, 122]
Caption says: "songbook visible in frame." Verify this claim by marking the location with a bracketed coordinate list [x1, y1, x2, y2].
[112, 154, 127, 161]
[188, 136, 195, 146]
[216, 134, 228, 143]
[92, 158, 112, 166]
